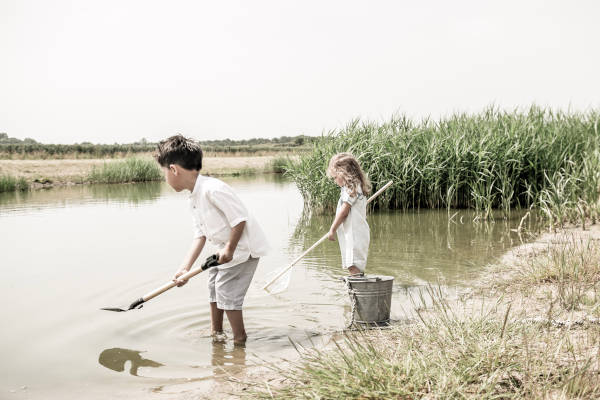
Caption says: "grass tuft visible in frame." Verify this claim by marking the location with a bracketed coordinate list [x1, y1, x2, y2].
[0, 175, 29, 192]
[87, 158, 162, 184]
[519, 236, 600, 311]
[267, 156, 293, 174]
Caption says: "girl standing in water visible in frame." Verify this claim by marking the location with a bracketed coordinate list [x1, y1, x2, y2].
[326, 153, 371, 276]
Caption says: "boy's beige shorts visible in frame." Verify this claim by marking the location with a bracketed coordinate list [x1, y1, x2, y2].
[207, 257, 259, 310]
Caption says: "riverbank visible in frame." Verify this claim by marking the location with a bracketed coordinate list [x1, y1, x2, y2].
[0, 155, 282, 189]
[239, 224, 600, 399]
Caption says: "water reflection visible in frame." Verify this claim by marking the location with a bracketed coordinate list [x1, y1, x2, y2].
[98, 347, 163, 376]
[0, 176, 542, 399]
[211, 342, 246, 368]
[290, 208, 539, 284]
[0, 182, 163, 214]
[0, 174, 291, 215]
[88, 182, 163, 204]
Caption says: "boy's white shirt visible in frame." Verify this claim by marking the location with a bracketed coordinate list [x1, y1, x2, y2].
[189, 174, 270, 269]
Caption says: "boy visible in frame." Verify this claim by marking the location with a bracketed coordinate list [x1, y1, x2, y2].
[155, 134, 269, 345]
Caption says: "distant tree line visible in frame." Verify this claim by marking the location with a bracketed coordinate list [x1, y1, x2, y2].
[0, 133, 316, 158]
[198, 135, 316, 147]
[0, 133, 39, 144]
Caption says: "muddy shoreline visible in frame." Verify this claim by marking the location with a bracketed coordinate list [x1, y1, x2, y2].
[198, 224, 600, 398]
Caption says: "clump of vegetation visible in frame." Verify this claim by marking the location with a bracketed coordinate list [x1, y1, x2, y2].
[257, 288, 600, 399]
[87, 158, 162, 184]
[0, 175, 29, 192]
[287, 106, 600, 225]
[268, 156, 293, 174]
[514, 235, 600, 312]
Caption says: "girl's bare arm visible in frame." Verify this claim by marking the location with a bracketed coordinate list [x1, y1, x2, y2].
[328, 203, 351, 240]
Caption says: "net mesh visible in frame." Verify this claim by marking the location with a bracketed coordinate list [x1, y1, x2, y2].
[262, 266, 292, 294]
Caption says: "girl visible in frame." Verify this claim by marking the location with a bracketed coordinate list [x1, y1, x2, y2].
[326, 153, 371, 276]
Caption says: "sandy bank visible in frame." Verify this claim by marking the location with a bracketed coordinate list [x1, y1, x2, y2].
[0, 156, 277, 188]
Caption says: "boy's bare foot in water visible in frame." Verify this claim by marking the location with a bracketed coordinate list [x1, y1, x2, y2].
[233, 334, 247, 347]
[211, 331, 227, 343]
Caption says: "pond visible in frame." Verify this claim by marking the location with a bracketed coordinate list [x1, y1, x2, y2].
[0, 175, 531, 399]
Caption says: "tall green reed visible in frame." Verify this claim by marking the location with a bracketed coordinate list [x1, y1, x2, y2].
[286, 106, 600, 223]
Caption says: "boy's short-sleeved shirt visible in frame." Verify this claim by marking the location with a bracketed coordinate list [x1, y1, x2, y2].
[189, 175, 269, 269]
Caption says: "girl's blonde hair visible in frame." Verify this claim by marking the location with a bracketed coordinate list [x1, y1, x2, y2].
[327, 152, 371, 196]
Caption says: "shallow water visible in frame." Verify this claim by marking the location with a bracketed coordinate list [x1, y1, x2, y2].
[0, 176, 532, 399]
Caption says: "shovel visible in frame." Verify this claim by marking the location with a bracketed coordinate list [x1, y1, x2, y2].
[101, 254, 220, 312]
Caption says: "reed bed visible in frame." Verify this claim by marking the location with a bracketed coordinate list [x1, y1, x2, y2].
[0, 175, 29, 192]
[287, 107, 600, 224]
[87, 158, 162, 184]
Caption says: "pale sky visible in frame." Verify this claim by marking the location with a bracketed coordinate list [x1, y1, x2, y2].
[1, 0, 598, 144]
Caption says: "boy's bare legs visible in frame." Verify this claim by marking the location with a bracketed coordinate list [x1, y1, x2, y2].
[210, 303, 247, 345]
[225, 310, 247, 345]
[210, 302, 225, 338]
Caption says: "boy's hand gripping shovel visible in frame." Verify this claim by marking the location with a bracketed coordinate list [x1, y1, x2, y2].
[101, 254, 220, 312]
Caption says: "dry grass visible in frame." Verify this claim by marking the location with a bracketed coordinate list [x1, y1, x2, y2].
[251, 225, 600, 399]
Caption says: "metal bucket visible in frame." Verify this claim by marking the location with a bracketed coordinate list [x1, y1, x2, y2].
[343, 275, 394, 326]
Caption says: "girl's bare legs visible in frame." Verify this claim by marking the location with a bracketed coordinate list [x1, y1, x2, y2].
[348, 265, 362, 275]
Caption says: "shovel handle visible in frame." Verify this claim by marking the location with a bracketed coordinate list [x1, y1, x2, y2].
[141, 254, 219, 302]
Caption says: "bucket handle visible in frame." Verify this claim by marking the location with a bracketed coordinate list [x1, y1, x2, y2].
[341, 276, 382, 283]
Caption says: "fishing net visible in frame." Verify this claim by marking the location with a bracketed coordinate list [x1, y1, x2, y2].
[262, 266, 292, 294]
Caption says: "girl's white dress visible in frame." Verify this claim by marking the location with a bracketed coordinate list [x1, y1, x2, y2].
[336, 186, 370, 271]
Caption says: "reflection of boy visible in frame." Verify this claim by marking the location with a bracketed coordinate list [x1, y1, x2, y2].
[155, 135, 269, 345]
[98, 348, 163, 376]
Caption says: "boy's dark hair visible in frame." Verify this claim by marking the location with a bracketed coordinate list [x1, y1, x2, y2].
[155, 134, 203, 170]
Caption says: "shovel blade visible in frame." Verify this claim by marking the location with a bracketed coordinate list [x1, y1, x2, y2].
[101, 307, 127, 312]
[101, 297, 145, 312]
